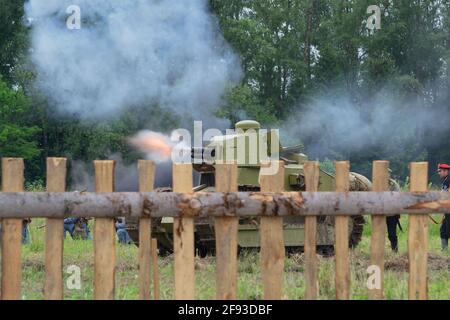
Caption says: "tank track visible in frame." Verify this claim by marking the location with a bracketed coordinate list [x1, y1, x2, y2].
[127, 185, 368, 255]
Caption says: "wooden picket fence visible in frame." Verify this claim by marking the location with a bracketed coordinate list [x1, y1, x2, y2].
[0, 157, 444, 300]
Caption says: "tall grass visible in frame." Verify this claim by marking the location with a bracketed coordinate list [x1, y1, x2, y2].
[17, 213, 450, 300]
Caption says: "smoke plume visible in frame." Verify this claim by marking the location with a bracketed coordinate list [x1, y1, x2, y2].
[281, 88, 449, 168]
[129, 130, 174, 163]
[69, 153, 174, 191]
[25, 0, 241, 123]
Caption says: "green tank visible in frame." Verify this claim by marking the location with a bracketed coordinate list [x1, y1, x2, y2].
[126, 120, 397, 256]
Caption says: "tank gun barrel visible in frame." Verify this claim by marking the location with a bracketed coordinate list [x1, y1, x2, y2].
[280, 144, 303, 156]
[191, 147, 216, 164]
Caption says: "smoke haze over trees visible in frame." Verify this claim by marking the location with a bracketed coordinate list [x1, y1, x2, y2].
[0, 0, 449, 184]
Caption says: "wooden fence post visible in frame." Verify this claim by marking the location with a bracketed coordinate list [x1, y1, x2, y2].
[138, 160, 155, 300]
[215, 162, 238, 300]
[260, 161, 285, 300]
[408, 162, 429, 300]
[335, 161, 350, 300]
[173, 163, 195, 300]
[151, 238, 160, 300]
[369, 161, 389, 300]
[44, 158, 67, 300]
[304, 161, 320, 300]
[94, 160, 116, 300]
[1, 158, 24, 300]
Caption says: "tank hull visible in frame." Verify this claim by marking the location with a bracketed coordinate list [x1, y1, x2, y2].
[125, 120, 397, 255]
[126, 165, 372, 256]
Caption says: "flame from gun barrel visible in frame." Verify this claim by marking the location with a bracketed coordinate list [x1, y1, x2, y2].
[129, 130, 174, 162]
[129, 131, 216, 165]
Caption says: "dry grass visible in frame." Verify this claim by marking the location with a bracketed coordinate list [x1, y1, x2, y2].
[17, 215, 450, 300]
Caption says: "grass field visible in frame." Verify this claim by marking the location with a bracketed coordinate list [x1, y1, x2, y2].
[17, 214, 450, 300]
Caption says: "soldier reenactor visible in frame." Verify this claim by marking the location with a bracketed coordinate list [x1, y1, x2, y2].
[386, 215, 401, 252]
[64, 217, 92, 240]
[115, 217, 133, 244]
[386, 177, 402, 252]
[0, 219, 31, 245]
[22, 218, 31, 244]
[438, 163, 450, 251]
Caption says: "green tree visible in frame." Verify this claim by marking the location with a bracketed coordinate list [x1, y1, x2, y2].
[0, 0, 28, 85]
[211, 0, 319, 119]
[212, 0, 450, 179]
[0, 77, 40, 160]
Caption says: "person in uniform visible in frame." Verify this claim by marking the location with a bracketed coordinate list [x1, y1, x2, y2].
[22, 219, 31, 244]
[438, 163, 450, 251]
[115, 217, 133, 244]
[386, 215, 401, 252]
[64, 217, 92, 240]
[0, 219, 31, 244]
[386, 177, 402, 252]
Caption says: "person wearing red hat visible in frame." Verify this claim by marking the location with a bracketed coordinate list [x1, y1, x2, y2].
[438, 163, 449, 250]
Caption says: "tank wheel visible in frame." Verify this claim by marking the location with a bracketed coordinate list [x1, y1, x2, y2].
[237, 245, 336, 257]
[197, 243, 209, 258]
[157, 246, 170, 257]
[237, 246, 260, 256]
[286, 247, 302, 255]
[196, 241, 216, 258]
[317, 245, 335, 257]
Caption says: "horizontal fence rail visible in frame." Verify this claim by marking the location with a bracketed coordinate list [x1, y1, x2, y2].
[0, 191, 448, 218]
[0, 158, 446, 300]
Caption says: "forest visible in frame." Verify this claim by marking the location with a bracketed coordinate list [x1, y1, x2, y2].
[1, 0, 449, 185]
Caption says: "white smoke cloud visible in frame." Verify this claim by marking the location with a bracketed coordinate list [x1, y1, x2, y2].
[69, 153, 174, 191]
[129, 130, 174, 163]
[25, 0, 242, 121]
[282, 89, 449, 159]
[69, 159, 95, 192]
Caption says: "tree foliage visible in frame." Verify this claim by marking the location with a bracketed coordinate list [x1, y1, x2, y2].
[0, 0, 449, 182]
[212, 0, 450, 179]
[0, 77, 40, 160]
[0, 0, 27, 85]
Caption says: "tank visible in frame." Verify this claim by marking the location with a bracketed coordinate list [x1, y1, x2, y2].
[126, 120, 398, 256]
